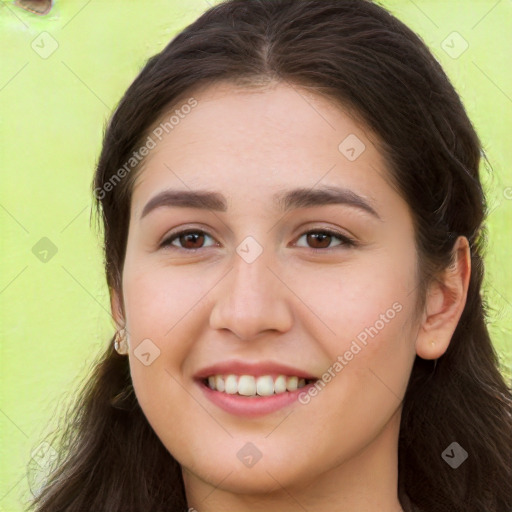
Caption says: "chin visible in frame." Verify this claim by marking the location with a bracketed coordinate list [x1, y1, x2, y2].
[184, 452, 310, 495]
[206, 467, 295, 495]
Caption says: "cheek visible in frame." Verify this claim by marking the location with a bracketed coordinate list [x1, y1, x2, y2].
[122, 259, 211, 340]
[291, 250, 417, 349]
[293, 248, 418, 409]
[122, 261, 226, 422]
[121, 264, 189, 408]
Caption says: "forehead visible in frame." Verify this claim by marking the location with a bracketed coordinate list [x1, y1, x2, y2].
[130, 81, 402, 219]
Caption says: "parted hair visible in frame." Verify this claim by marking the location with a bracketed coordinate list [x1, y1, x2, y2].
[27, 1, 512, 511]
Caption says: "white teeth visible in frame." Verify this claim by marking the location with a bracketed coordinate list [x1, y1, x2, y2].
[205, 373, 311, 396]
[274, 375, 287, 393]
[215, 375, 225, 392]
[256, 375, 274, 396]
[224, 375, 238, 394]
[286, 376, 298, 391]
[238, 375, 256, 396]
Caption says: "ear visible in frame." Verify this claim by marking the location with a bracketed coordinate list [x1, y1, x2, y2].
[415, 236, 471, 360]
[110, 287, 125, 330]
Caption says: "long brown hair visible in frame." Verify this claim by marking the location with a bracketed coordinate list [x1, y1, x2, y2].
[26, 1, 512, 511]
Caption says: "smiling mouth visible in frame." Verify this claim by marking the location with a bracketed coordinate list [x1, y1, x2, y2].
[202, 374, 317, 397]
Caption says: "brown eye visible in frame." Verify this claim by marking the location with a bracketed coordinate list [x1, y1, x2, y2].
[178, 232, 205, 249]
[296, 230, 355, 251]
[307, 232, 332, 249]
[161, 230, 216, 251]
[160, 228, 355, 252]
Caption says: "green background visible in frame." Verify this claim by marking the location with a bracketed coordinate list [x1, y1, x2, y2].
[1, 1, 510, 510]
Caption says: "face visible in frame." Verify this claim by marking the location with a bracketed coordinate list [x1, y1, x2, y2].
[118, 81, 421, 499]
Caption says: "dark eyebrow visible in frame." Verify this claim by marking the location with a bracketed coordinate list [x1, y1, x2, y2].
[140, 186, 381, 220]
[140, 190, 227, 219]
[276, 186, 381, 220]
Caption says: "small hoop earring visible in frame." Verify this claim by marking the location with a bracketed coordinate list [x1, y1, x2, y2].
[114, 328, 129, 355]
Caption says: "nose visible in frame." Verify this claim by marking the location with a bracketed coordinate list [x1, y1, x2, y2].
[209, 245, 294, 341]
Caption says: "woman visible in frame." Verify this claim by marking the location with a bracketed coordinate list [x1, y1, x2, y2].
[27, 0, 512, 511]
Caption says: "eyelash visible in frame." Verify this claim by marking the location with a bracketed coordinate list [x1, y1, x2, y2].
[159, 228, 357, 253]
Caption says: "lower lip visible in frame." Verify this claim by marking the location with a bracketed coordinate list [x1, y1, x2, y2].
[197, 379, 317, 417]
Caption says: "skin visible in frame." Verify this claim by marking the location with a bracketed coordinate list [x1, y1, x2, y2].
[111, 81, 470, 512]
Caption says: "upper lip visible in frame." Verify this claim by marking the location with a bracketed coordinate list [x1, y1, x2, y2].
[194, 360, 319, 380]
